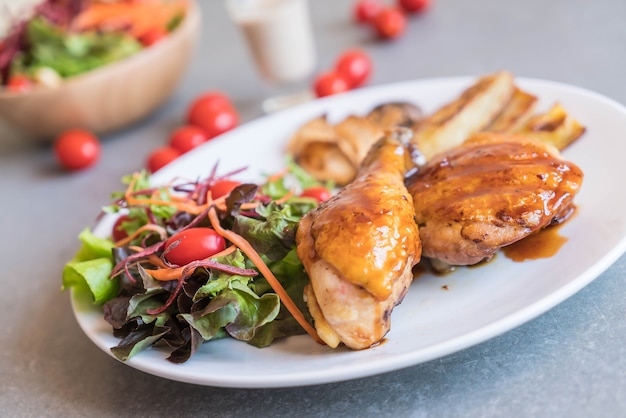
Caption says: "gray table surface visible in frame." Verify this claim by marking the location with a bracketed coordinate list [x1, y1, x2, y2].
[2, 0, 625, 416]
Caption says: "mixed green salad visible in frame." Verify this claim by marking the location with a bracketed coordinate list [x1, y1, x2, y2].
[0, 0, 187, 90]
[62, 162, 329, 363]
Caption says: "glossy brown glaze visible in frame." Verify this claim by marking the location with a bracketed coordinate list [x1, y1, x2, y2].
[406, 132, 583, 266]
[296, 128, 421, 349]
[502, 221, 569, 262]
[308, 133, 421, 300]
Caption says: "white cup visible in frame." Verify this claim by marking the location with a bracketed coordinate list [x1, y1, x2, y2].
[225, 0, 317, 86]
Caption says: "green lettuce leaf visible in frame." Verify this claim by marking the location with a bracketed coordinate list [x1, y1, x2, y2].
[62, 228, 118, 304]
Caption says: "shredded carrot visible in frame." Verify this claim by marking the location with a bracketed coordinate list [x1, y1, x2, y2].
[114, 223, 168, 247]
[274, 190, 295, 205]
[266, 168, 288, 183]
[73, 0, 188, 38]
[144, 245, 238, 281]
[207, 207, 323, 344]
[146, 254, 169, 269]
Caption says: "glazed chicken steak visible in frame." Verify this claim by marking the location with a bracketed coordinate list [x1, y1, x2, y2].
[406, 132, 584, 266]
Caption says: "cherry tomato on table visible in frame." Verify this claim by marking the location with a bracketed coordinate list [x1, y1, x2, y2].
[398, 0, 431, 14]
[335, 49, 372, 88]
[168, 125, 208, 154]
[189, 91, 233, 113]
[54, 129, 101, 171]
[353, 0, 383, 23]
[373, 7, 407, 39]
[300, 186, 332, 203]
[187, 92, 239, 139]
[147, 146, 181, 173]
[210, 179, 242, 200]
[164, 227, 226, 265]
[313, 71, 350, 98]
[187, 100, 239, 139]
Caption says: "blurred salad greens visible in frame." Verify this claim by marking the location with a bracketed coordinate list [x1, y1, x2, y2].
[0, 0, 187, 90]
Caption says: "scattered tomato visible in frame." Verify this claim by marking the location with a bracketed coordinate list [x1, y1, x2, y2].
[398, 0, 430, 13]
[335, 49, 372, 88]
[112, 214, 132, 242]
[168, 125, 208, 154]
[187, 96, 239, 139]
[210, 179, 242, 200]
[373, 7, 407, 39]
[353, 0, 383, 23]
[187, 92, 233, 118]
[54, 129, 101, 171]
[147, 146, 181, 173]
[164, 227, 226, 265]
[6, 74, 32, 92]
[139, 27, 168, 47]
[300, 186, 332, 203]
[313, 71, 350, 97]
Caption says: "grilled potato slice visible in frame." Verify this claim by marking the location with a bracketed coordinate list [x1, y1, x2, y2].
[287, 116, 358, 185]
[516, 103, 586, 151]
[412, 71, 515, 160]
[486, 87, 538, 133]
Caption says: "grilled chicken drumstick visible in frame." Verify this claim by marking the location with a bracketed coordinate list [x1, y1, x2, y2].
[296, 128, 421, 349]
[406, 132, 584, 266]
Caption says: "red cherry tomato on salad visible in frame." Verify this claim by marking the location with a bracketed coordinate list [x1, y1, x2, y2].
[335, 49, 372, 88]
[164, 227, 226, 265]
[54, 129, 101, 171]
[313, 71, 350, 97]
[187, 98, 239, 139]
[398, 0, 430, 13]
[168, 125, 208, 154]
[300, 186, 332, 203]
[112, 214, 132, 242]
[6, 74, 31, 92]
[139, 27, 168, 47]
[147, 146, 181, 173]
[210, 180, 242, 200]
[353, 0, 383, 23]
[374, 7, 407, 39]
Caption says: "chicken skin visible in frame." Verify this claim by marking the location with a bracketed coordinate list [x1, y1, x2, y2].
[406, 132, 584, 266]
[296, 128, 421, 349]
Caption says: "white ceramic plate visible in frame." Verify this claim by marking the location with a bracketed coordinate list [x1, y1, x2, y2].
[71, 76, 626, 388]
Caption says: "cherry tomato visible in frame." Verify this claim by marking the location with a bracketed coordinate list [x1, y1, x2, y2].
[210, 180, 242, 200]
[188, 92, 233, 115]
[164, 227, 226, 265]
[300, 186, 332, 203]
[147, 146, 181, 173]
[335, 49, 372, 88]
[353, 0, 383, 23]
[112, 214, 131, 242]
[373, 7, 407, 39]
[139, 27, 168, 47]
[54, 129, 101, 171]
[313, 71, 350, 98]
[6, 74, 32, 92]
[398, 0, 430, 13]
[168, 125, 208, 154]
[187, 96, 239, 139]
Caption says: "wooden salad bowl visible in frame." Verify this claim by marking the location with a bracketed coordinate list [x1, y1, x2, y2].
[0, 0, 200, 142]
